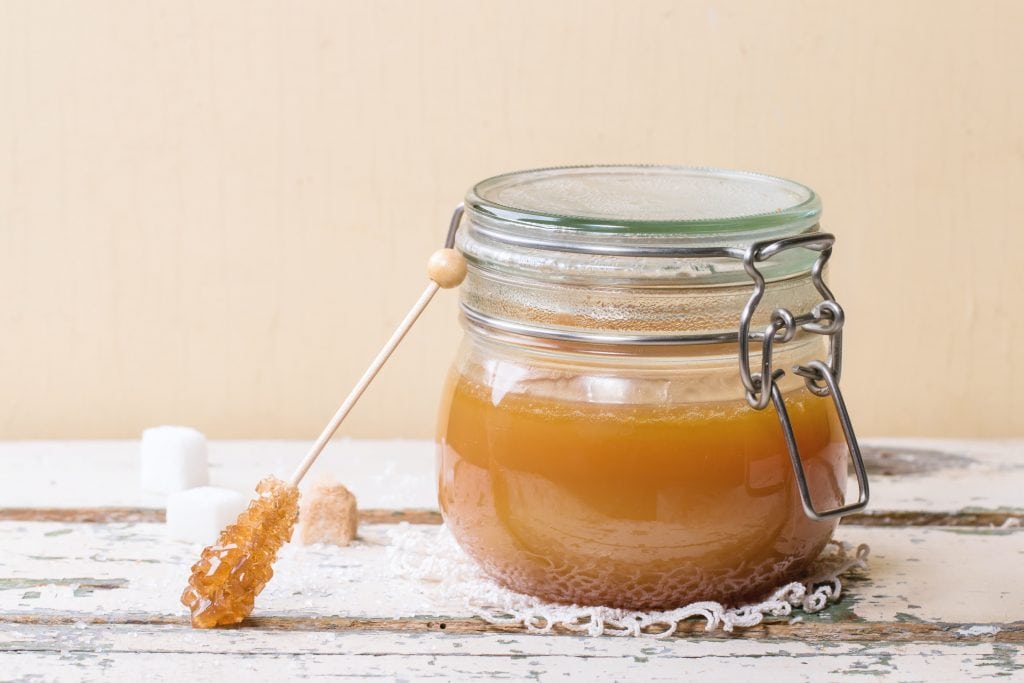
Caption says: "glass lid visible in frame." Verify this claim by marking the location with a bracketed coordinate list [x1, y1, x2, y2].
[456, 165, 831, 343]
[466, 165, 821, 235]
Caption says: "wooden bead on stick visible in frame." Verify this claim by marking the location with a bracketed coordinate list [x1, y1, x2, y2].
[427, 248, 467, 289]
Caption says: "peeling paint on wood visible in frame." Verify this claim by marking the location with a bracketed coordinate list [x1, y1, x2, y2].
[3, 507, 1022, 528]
[0, 522, 1021, 625]
[1, 613, 1022, 644]
[859, 445, 977, 476]
[842, 510, 1024, 527]
[0, 438, 1021, 680]
[0, 508, 444, 526]
[0, 642, 1020, 681]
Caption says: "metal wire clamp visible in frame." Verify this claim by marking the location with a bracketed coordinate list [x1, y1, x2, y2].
[739, 234, 869, 520]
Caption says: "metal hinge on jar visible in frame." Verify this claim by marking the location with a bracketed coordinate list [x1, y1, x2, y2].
[737, 233, 870, 521]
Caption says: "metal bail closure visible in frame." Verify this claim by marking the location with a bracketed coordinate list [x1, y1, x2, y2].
[772, 361, 870, 521]
[739, 234, 870, 522]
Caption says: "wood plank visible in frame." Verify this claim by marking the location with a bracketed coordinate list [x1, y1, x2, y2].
[844, 510, 1023, 527]
[2, 622, 1015, 657]
[1, 439, 1021, 516]
[0, 626, 1020, 682]
[0, 507, 443, 525]
[0, 521, 1021, 631]
[1, 622, 1022, 659]
[0, 439, 438, 510]
[2, 612, 1022, 644]
[1, 506, 1020, 528]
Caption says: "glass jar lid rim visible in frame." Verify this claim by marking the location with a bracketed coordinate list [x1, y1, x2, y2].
[466, 165, 821, 235]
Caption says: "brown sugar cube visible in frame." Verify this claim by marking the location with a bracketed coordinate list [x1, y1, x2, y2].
[299, 480, 358, 546]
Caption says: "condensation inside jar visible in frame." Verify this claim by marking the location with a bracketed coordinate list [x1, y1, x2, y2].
[436, 166, 849, 610]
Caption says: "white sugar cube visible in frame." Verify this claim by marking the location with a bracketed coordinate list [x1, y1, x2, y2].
[166, 486, 248, 545]
[140, 426, 209, 494]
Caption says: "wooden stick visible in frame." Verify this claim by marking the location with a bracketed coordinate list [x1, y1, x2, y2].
[288, 247, 466, 488]
[289, 282, 440, 487]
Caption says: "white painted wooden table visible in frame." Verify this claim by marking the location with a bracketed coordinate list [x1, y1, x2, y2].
[1, 438, 1022, 681]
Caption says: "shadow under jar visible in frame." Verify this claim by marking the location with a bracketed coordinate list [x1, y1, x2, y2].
[436, 166, 869, 610]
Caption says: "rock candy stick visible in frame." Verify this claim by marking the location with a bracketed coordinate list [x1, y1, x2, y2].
[180, 245, 467, 628]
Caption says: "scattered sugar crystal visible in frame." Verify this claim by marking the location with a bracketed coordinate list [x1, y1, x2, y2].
[166, 486, 248, 545]
[299, 479, 358, 546]
[956, 624, 1002, 637]
[140, 426, 209, 494]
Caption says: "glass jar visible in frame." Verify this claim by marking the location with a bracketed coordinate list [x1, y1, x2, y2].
[435, 166, 868, 609]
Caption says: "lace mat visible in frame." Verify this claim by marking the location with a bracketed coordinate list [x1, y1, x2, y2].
[387, 523, 869, 638]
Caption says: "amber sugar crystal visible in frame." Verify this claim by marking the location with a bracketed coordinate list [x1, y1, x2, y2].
[180, 476, 300, 628]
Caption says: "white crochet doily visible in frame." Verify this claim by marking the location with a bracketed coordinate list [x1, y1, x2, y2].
[387, 523, 869, 638]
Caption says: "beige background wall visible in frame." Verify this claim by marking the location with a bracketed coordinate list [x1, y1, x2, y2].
[1, 0, 1021, 439]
